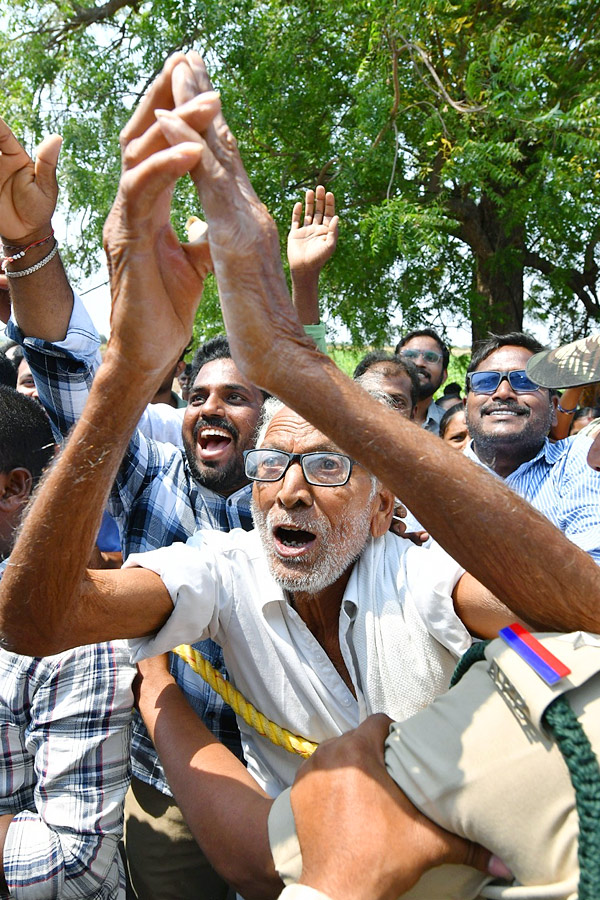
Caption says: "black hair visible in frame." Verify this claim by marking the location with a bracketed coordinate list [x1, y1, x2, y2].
[0, 386, 55, 483]
[353, 350, 419, 408]
[467, 332, 546, 378]
[0, 352, 17, 389]
[395, 328, 450, 371]
[439, 402, 465, 440]
[442, 381, 462, 398]
[189, 334, 270, 400]
[189, 335, 232, 386]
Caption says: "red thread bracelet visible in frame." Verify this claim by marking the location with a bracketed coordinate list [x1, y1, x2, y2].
[1, 231, 55, 271]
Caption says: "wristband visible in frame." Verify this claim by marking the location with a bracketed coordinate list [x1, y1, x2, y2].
[1, 231, 54, 270]
[4, 240, 59, 278]
[557, 402, 578, 415]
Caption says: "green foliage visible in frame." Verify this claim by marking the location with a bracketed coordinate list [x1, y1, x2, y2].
[2, 0, 600, 344]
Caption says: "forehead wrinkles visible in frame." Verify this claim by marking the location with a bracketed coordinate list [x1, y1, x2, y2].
[261, 411, 340, 453]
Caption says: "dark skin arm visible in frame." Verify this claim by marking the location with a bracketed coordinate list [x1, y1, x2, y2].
[0, 119, 74, 341]
[136, 654, 281, 900]
[156, 59, 600, 634]
[0, 55, 217, 655]
[291, 716, 497, 900]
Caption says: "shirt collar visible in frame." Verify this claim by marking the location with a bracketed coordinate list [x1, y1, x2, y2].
[465, 436, 566, 478]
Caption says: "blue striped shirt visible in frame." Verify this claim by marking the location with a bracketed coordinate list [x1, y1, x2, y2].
[465, 436, 600, 563]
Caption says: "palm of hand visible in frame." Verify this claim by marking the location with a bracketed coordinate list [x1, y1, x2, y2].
[288, 223, 336, 270]
[0, 123, 60, 243]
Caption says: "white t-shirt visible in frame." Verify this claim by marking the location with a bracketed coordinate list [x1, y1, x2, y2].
[126, 529, 468, 796]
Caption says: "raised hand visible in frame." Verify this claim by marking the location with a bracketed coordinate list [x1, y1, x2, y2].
[153, 52, 298, 386]
[0, 119, 62, 245]
[287, 185, 338, 278]
[102, 54, 219, 381]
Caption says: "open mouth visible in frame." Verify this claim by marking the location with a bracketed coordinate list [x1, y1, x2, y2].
[273, 525, 317, 557]
[197, 426, 233, 460]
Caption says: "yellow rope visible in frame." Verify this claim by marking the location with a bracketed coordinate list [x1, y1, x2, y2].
[173, 644, 317, 759]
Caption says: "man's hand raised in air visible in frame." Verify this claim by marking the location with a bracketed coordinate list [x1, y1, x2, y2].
[287, 185, 338, 324]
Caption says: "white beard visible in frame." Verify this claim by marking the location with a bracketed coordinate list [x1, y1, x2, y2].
[251, 498, 373, 595]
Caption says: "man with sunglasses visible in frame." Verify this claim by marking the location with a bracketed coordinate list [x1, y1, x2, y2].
[465, 332, 600, 563]
[395, 329, 449, 433]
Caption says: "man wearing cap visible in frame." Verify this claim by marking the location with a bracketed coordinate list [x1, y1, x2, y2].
[527, 334, 600, 471]
[464, 331, 600, 562]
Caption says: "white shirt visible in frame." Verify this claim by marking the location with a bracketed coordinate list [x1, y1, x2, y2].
[126, 530, 468, 796]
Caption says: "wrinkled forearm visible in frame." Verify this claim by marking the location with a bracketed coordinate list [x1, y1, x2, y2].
[139, 678, 279, 900]
[0, 352, 163, 655]
[213, 211, 600, 634]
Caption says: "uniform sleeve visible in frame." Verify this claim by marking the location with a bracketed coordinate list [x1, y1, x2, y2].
[2, 644, 134, 899]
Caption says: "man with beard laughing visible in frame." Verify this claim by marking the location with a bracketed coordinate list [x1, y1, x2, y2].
[464, 332, 600, 563]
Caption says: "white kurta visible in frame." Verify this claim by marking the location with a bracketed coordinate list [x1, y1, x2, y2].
[126, 530, 469, 796]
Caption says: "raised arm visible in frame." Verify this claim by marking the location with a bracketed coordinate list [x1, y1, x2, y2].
[157, 52, 600, 635]
[0, 118, 74, 341]
[0, 55, 218, 655]
[287, 185, 338, 326]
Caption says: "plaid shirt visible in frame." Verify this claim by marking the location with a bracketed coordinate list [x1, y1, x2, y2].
[0, 589, 134, 900]
[8, 301, 248, 794]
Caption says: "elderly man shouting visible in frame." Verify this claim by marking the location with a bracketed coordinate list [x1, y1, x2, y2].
[3, 50, 598, 900]
[123, 393, 494, 795]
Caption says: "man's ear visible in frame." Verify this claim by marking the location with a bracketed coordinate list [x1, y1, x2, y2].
[550, 393, 558, 428]
[0, 468, 33, 511]
[369, 487, 395, 538]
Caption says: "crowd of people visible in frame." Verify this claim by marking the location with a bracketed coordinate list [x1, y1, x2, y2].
[0, 50, 600, 900]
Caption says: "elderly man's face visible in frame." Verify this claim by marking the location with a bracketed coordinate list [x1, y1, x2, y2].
[466, 346, 555, 455]
[251, 408, 392, 595]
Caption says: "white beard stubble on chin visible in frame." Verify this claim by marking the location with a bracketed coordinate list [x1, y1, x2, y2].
[251, 499, 374, 595]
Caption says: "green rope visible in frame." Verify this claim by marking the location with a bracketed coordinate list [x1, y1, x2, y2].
[544, 697, 600, 900]
[451, 640, 600, 900]
[450, 640, 489, 687]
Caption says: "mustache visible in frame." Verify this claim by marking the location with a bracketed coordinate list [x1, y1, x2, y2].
[481, 399, 528, 416]
[193, 415, 239, 443]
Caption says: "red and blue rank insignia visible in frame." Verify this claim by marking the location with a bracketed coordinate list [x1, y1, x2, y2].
[499, 624, 571, 686]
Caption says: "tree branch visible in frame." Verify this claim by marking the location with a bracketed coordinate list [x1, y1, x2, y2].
[524, 249, 600, 317]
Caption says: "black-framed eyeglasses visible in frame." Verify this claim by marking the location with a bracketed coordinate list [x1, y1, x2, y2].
[399, 348, 443, 365]
[466, 369, 540, 394]
[244, 449, 354, 486]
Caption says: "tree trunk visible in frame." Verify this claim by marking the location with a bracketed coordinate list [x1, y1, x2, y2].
[467, 194, 525, 345]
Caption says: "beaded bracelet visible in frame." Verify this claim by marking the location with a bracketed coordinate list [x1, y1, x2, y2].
[1, 231, 55, 271]
[4, 240, 59, 278]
